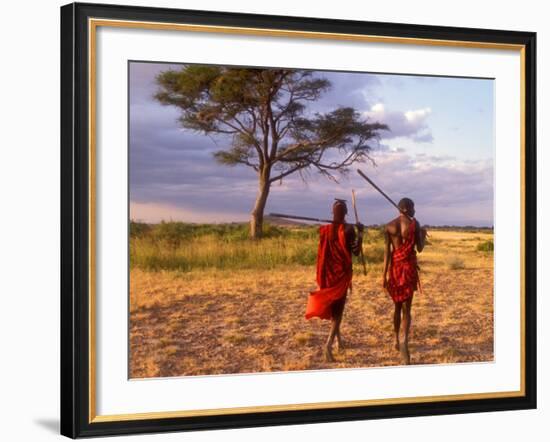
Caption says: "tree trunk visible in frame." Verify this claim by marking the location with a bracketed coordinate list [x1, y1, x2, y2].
[250, 169, 271, 239]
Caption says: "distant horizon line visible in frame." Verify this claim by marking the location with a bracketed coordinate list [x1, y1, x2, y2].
[129, 218, 494, 229]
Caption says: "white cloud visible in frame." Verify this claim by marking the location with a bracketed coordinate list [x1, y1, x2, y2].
[404, 107, 432, 123]
[364, 103, 434, 143]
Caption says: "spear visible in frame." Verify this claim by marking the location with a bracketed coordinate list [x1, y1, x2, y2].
[351, 189, 367, 275]
[268, 213, 335, 224]
[268, 213, 355, 226]
[357, 169, 429, 241]
[356, 169, 412, 220]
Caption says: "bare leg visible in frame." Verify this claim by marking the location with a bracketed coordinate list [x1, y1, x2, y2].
[336, 308, 345, 351]
[400, 297, 413, 365]
[393, 301, 402, 351]
[336, 328, 344, 351]
[326, 297, 346, 358]
[324, 318, 338, 362]
[336, 298, 346, 351]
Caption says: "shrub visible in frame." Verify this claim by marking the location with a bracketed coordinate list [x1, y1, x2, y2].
[477, 240, 494, 252]
[129, 221, 152, 238]
[446, 256, 465, 270]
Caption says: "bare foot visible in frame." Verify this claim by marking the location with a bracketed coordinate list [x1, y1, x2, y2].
[395, 340, 400, 351]
[337, 335, 345, 351]
[324, 346, 335, 362]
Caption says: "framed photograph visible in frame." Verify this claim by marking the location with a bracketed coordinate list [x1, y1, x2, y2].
[60, 1, 536, 438]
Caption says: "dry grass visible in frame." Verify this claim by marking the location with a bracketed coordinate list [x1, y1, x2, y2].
[129, 229, 494, 378]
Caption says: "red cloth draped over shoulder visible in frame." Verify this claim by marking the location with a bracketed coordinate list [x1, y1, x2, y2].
[387, 219, 419, 303]
[305, 223, 352, 320]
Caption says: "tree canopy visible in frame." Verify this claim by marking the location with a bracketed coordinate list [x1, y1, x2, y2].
[154, 65, 388, 237]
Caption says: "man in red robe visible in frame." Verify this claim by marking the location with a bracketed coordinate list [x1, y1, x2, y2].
[305, 199, 363, 362]
[383, 197, 427, 364]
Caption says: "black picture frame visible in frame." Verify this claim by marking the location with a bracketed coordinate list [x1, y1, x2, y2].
[60, 1, 537, 438]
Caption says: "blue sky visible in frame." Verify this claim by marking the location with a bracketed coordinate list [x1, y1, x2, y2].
[129, 61, 494, 226]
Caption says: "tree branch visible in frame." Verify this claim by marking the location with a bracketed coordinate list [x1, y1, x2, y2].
[269, 163, 309, 183]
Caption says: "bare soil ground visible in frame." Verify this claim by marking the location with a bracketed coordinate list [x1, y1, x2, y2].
[129, 230, 494, 378]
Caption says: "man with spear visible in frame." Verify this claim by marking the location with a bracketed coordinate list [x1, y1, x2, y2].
[271, 198, 365, 362]
[357, 170, 428, 365]
[383, 198, 427, 364]
[304, 199, 363, 362]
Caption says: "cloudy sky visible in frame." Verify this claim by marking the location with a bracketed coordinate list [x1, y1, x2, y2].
[129, 61, 494, 226]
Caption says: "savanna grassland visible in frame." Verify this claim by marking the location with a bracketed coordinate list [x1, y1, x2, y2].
[129, 222, 494, 378]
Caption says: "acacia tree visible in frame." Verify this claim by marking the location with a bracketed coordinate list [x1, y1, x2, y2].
[154, 66, 388, 238]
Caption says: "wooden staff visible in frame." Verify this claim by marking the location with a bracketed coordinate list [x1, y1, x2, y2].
[351, 189, 367, 275]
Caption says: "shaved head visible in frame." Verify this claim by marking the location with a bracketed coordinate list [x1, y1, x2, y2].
[398, 197, 415, 216]
[332, 199, 348, 222]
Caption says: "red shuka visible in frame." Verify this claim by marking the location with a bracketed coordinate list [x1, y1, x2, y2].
[305, 223, 352, 320]
[387, 219, 419, 303]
